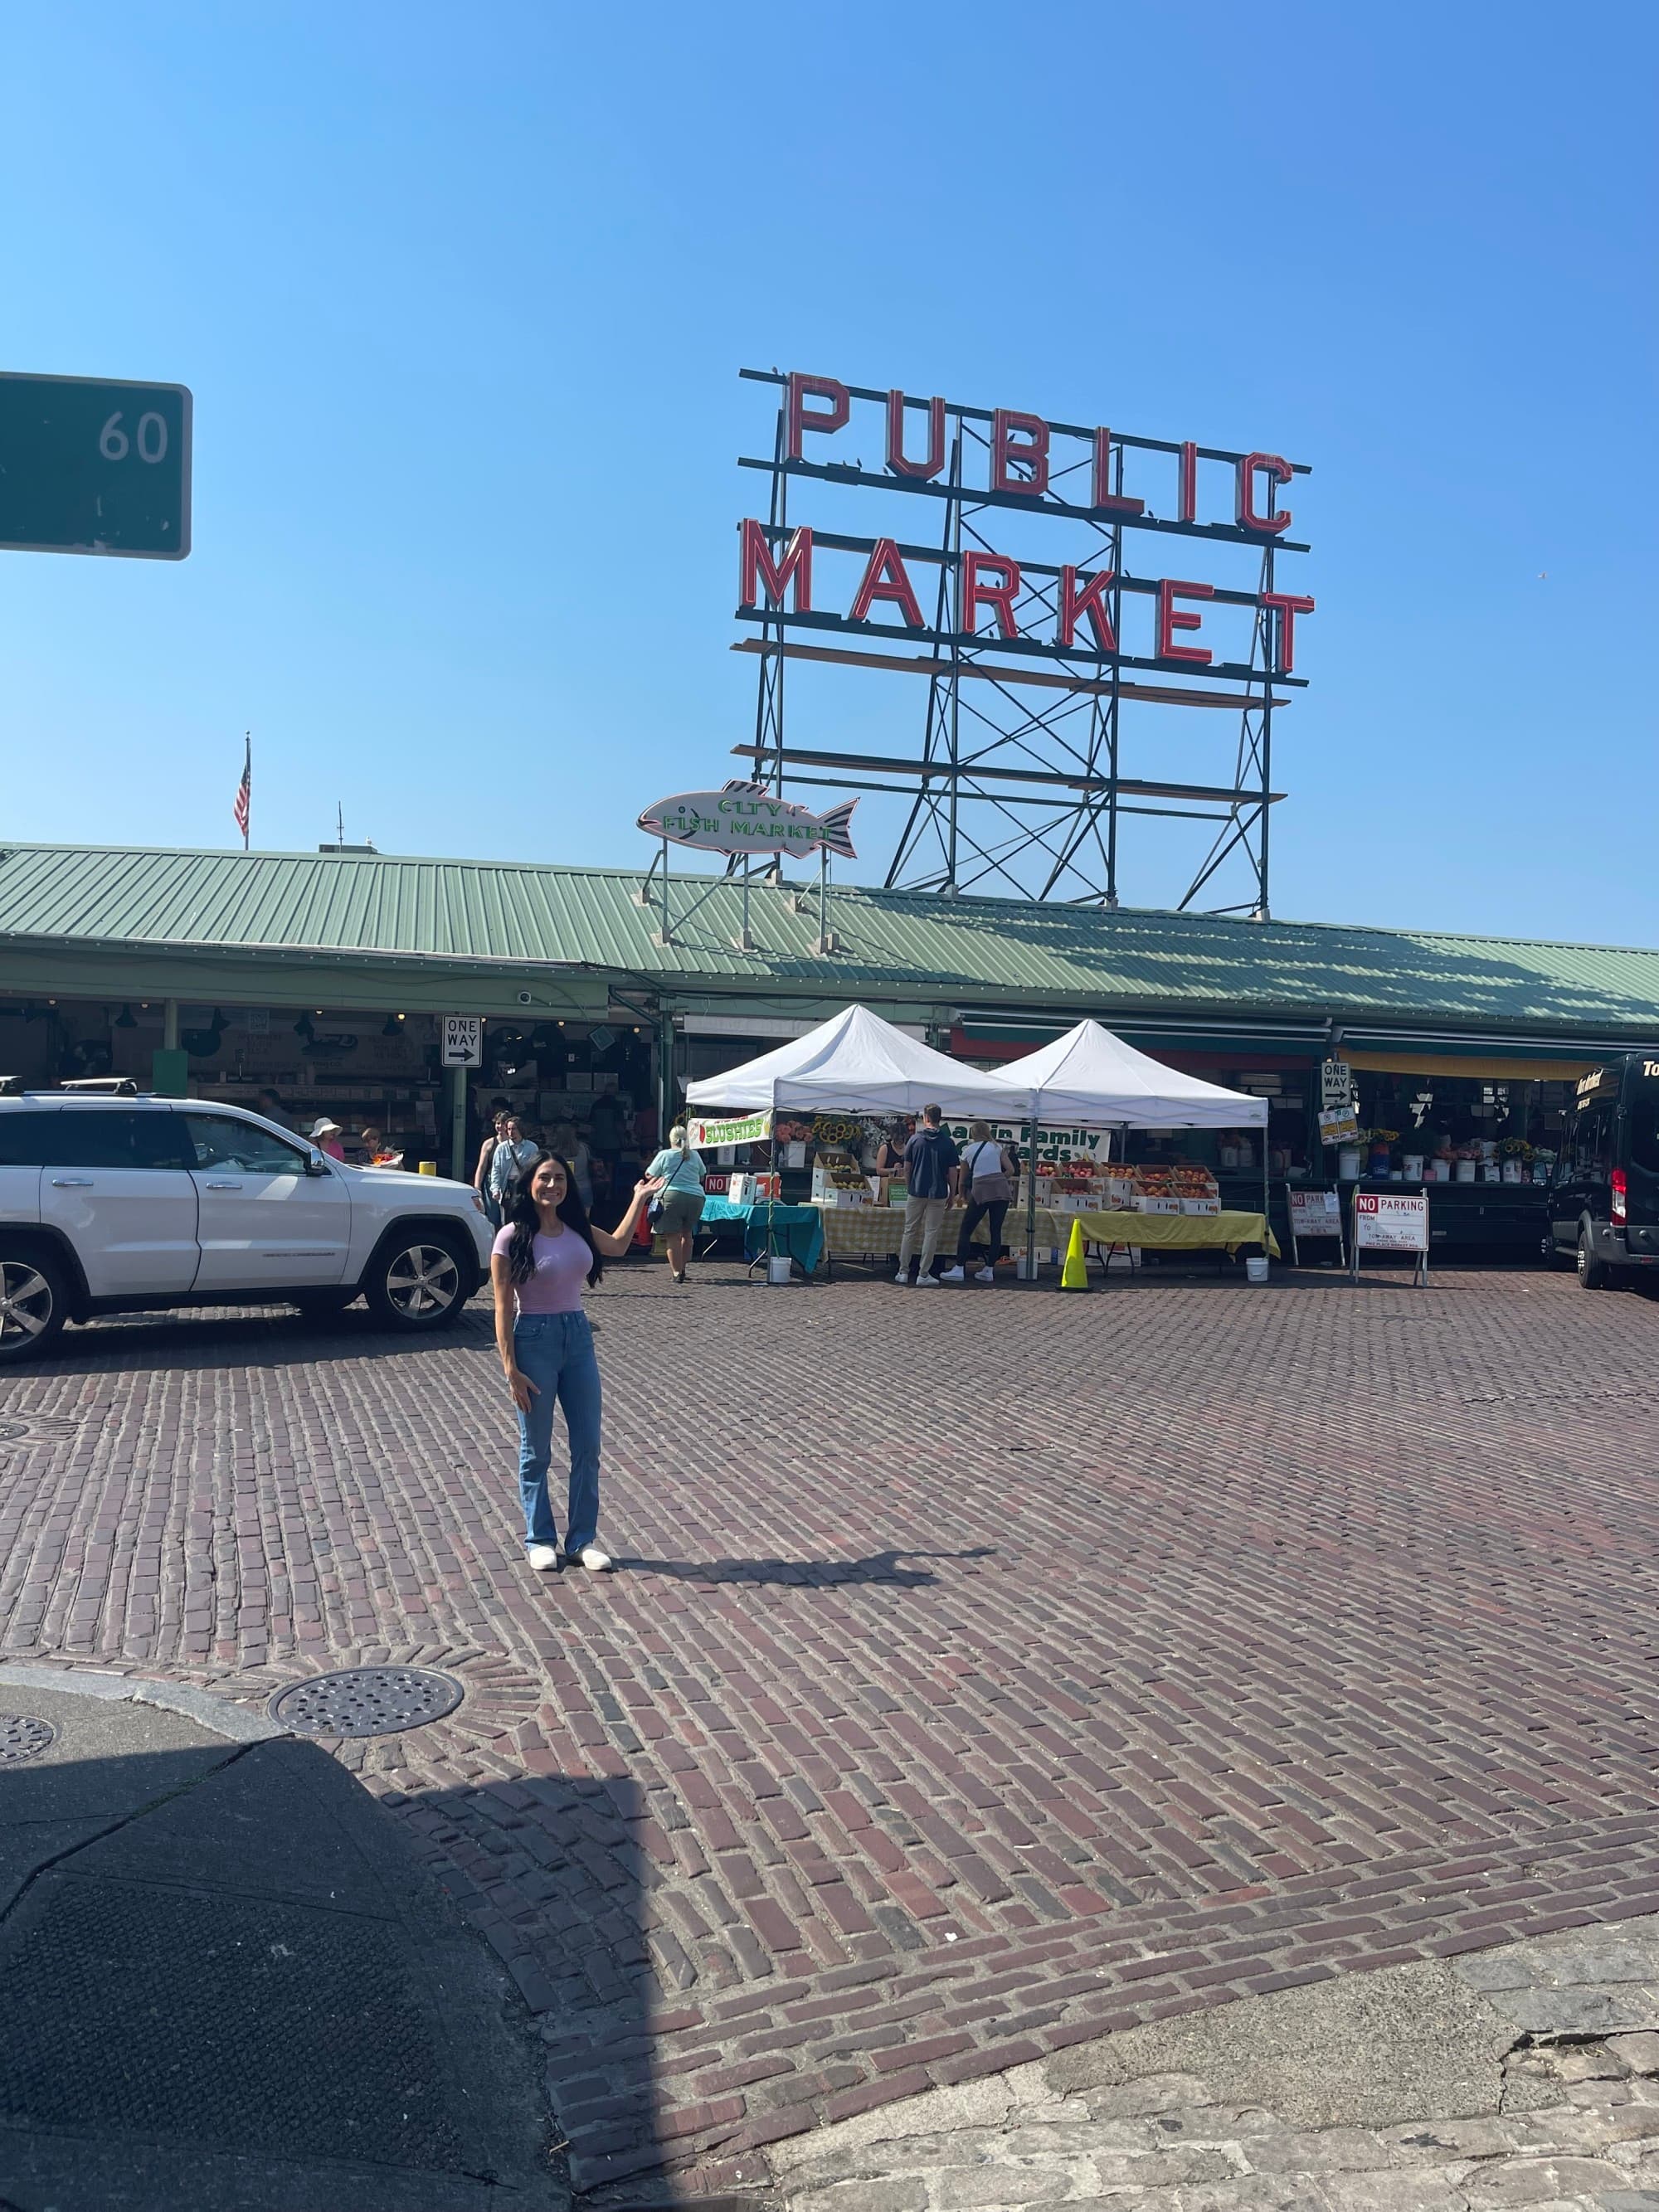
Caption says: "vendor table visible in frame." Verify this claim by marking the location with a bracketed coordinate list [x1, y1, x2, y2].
[697, 1196, 825, 1277]
[815, 1203, 1071, 1269]
[1077, 1209, 1281, 1261]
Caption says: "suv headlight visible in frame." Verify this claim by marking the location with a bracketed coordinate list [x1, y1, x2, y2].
[470, 1188, 487, 1216]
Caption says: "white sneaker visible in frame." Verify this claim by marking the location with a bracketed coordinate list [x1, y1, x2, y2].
[914, 1271, 941, 1286]
[575, 1545, 613, 1573]
[894, 1269, 911, 1284]
[526, 1543, 561, 1572]
[975, 1266, 996, 1283]
[940, 1266, 966, 1284]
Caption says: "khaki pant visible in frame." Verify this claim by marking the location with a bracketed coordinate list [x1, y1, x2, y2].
[898, 1194, 951, 1276]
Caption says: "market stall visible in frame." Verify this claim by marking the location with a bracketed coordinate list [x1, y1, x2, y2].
[990, 1020, 1274, 1277]
[684, 1004, 1014, 1276]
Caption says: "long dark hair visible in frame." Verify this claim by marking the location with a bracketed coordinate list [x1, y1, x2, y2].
[504, 1155, 604, 1288]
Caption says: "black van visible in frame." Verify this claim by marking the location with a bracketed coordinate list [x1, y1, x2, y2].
[1548, 1053, 1659, 1287]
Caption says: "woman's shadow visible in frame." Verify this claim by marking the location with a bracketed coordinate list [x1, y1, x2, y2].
[614, 1545, 995, 1588]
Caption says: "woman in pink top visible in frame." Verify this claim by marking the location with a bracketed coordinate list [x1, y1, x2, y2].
[491, 1152, 660, 1575]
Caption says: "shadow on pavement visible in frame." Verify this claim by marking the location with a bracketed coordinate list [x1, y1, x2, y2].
[618, 1546, 995, 1588]
[0, 1690, 567, 2212]
[31, 1302, 501, 1378]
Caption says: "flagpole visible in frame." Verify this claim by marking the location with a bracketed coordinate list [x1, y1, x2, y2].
[241, 732, 251, 851]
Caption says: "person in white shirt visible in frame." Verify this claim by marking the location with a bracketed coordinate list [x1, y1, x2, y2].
[941, 1122, 1016, 1284]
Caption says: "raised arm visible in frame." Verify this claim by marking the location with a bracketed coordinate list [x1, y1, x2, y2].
[589, 1178, 664, 1259]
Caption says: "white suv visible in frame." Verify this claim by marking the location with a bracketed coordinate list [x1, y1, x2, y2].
[0, 1091, 495, 1363]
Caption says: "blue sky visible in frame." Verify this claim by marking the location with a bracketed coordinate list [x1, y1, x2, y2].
[1, 3, 1652, 941]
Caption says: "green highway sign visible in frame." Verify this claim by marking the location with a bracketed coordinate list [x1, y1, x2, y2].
[0, 372, 192, 559]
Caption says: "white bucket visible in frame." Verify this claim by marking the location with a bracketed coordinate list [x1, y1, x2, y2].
[766, 1255, 792, 1286]
[1245, 1256, 1269, 1285]
[1015, 1252, 1042, 1280]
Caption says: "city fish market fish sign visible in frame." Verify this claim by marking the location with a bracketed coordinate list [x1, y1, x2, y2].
[639, 780, 858, 859]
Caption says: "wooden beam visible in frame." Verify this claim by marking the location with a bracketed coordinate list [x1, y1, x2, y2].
[731, 637, 1289, 710]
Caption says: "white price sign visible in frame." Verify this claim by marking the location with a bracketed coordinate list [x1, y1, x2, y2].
[1355, 1190, 1428, 1251]
[440, 1015, 483, 1067]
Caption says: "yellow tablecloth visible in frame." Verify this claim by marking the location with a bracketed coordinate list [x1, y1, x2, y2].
[815, 1203, 1069, 1259]
[1078, 1209, 1281, 1258]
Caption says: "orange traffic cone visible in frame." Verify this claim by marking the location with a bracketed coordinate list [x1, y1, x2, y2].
[1060, 1218, 1089, 1291]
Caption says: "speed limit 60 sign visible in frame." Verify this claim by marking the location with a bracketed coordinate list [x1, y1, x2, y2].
[0, 372, 191, 559]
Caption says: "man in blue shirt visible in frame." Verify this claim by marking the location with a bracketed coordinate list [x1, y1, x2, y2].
[898, 1104, 960, 1286]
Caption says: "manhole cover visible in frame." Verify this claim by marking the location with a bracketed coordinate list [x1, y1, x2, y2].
[268, 1667, 463, 1738]
[0, 1714, 58, 1763]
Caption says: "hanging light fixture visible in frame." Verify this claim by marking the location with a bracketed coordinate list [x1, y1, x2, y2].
[292, 1013, 315, 1041]
[114, 1005, 138, 1029]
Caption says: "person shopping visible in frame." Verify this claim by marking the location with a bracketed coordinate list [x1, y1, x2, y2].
[645, 1124, 706, 1285]
[488, 1114, 541, 1223]
[491, 1154, 661, 1574]
[896, 1104, 959, 1286]
[941, 1122, 1016, 1283]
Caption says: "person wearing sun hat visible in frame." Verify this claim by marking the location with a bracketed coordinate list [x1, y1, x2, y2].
[308, 1116, 346, 1161]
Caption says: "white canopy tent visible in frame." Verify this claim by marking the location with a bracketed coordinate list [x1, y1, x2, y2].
[987, 1020, 1270, 1272]
[684, 1003, 1014, 1118]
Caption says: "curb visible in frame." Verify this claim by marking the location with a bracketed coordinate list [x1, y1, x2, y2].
[0, 1660, 285, 1744]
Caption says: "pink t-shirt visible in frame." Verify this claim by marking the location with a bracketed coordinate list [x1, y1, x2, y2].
[491, 1225, 593, 1314]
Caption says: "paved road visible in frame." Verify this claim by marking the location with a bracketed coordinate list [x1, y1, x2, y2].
[1, 1262, 1657, 2200]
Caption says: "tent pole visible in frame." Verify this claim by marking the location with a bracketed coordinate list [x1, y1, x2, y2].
[1023, 1113, 1039, 1284]
[1262, 1116, 1270, 1259]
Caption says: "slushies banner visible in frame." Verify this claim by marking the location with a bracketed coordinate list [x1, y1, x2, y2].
[686, 1111, 773, 1149]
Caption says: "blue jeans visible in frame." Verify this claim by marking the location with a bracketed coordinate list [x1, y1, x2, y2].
[513, 1312, 601, 1554]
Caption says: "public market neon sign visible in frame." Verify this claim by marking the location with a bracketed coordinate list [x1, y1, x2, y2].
[737, 372, 1315, 683]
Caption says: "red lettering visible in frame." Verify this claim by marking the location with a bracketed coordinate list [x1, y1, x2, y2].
[887, 391, 946, 479]
[1155, 578, 1214, 664]
[1258, 591, 1315, 672]
[990, 408, 1049, 497]
[849, 538, 925, 627]
[1177, 441, 1199, 523]
[961, 551, 1021, 639]
[1236, 452, 1293, 534]
[739, 518, 813, 610]
[1058, 565, 1117, 653]
[1091, 430, 1144, 516]
[786, 372, 849, 460]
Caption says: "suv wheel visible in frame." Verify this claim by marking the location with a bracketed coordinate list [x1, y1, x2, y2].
[1577, 1227, 1609, 1290]
[0, 1247, 68, 1364]
[364, 1231, 471, 1330]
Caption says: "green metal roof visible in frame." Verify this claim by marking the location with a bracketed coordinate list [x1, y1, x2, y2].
[2, 841, 1659, 1043]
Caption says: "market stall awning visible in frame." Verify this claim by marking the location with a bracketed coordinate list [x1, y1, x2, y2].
[683, 1003, 1014, 1117]
[989, 1018, 1267, 1130]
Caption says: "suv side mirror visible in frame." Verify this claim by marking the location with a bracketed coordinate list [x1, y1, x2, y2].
[305, 1150, 332, 1177]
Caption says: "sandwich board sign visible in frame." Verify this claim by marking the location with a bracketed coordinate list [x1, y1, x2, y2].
[440, 1016, 483, 1067]
[1287, 1186, 1345, 1266]
[1352, 1189, 1428, 1285]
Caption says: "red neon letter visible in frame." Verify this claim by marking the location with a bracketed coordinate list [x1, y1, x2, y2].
[849, 538, 925, 627]
[961, 551, 1021, 638]
[1058, 565, 1117, 653]
[739, 518, 813, 610]
[990, 409, 1049, 497]
[1259, 591, 1315, 672]
[887, 391, 946, 479]
[1237, 452, 1294, 534]
[786, 373, 849, 460]
[1155, 578, 1214, 664]
[1177, 441, 1199, 523]
[1091, 430, 1145, 516]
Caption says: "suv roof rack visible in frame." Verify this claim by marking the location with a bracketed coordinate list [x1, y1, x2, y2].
[57, 1077, 140, 1096]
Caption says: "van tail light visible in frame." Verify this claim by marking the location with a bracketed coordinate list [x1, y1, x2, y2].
[1613, 1168, 1628, 1223]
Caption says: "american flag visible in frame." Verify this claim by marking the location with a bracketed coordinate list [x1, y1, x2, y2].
[233, 735, 251, 847]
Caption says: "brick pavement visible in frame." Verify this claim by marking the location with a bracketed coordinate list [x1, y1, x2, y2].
[2, 1263, 1659, 2198]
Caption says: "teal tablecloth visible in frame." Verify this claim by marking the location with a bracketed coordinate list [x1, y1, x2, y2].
[698, 1197, 825, 1276]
